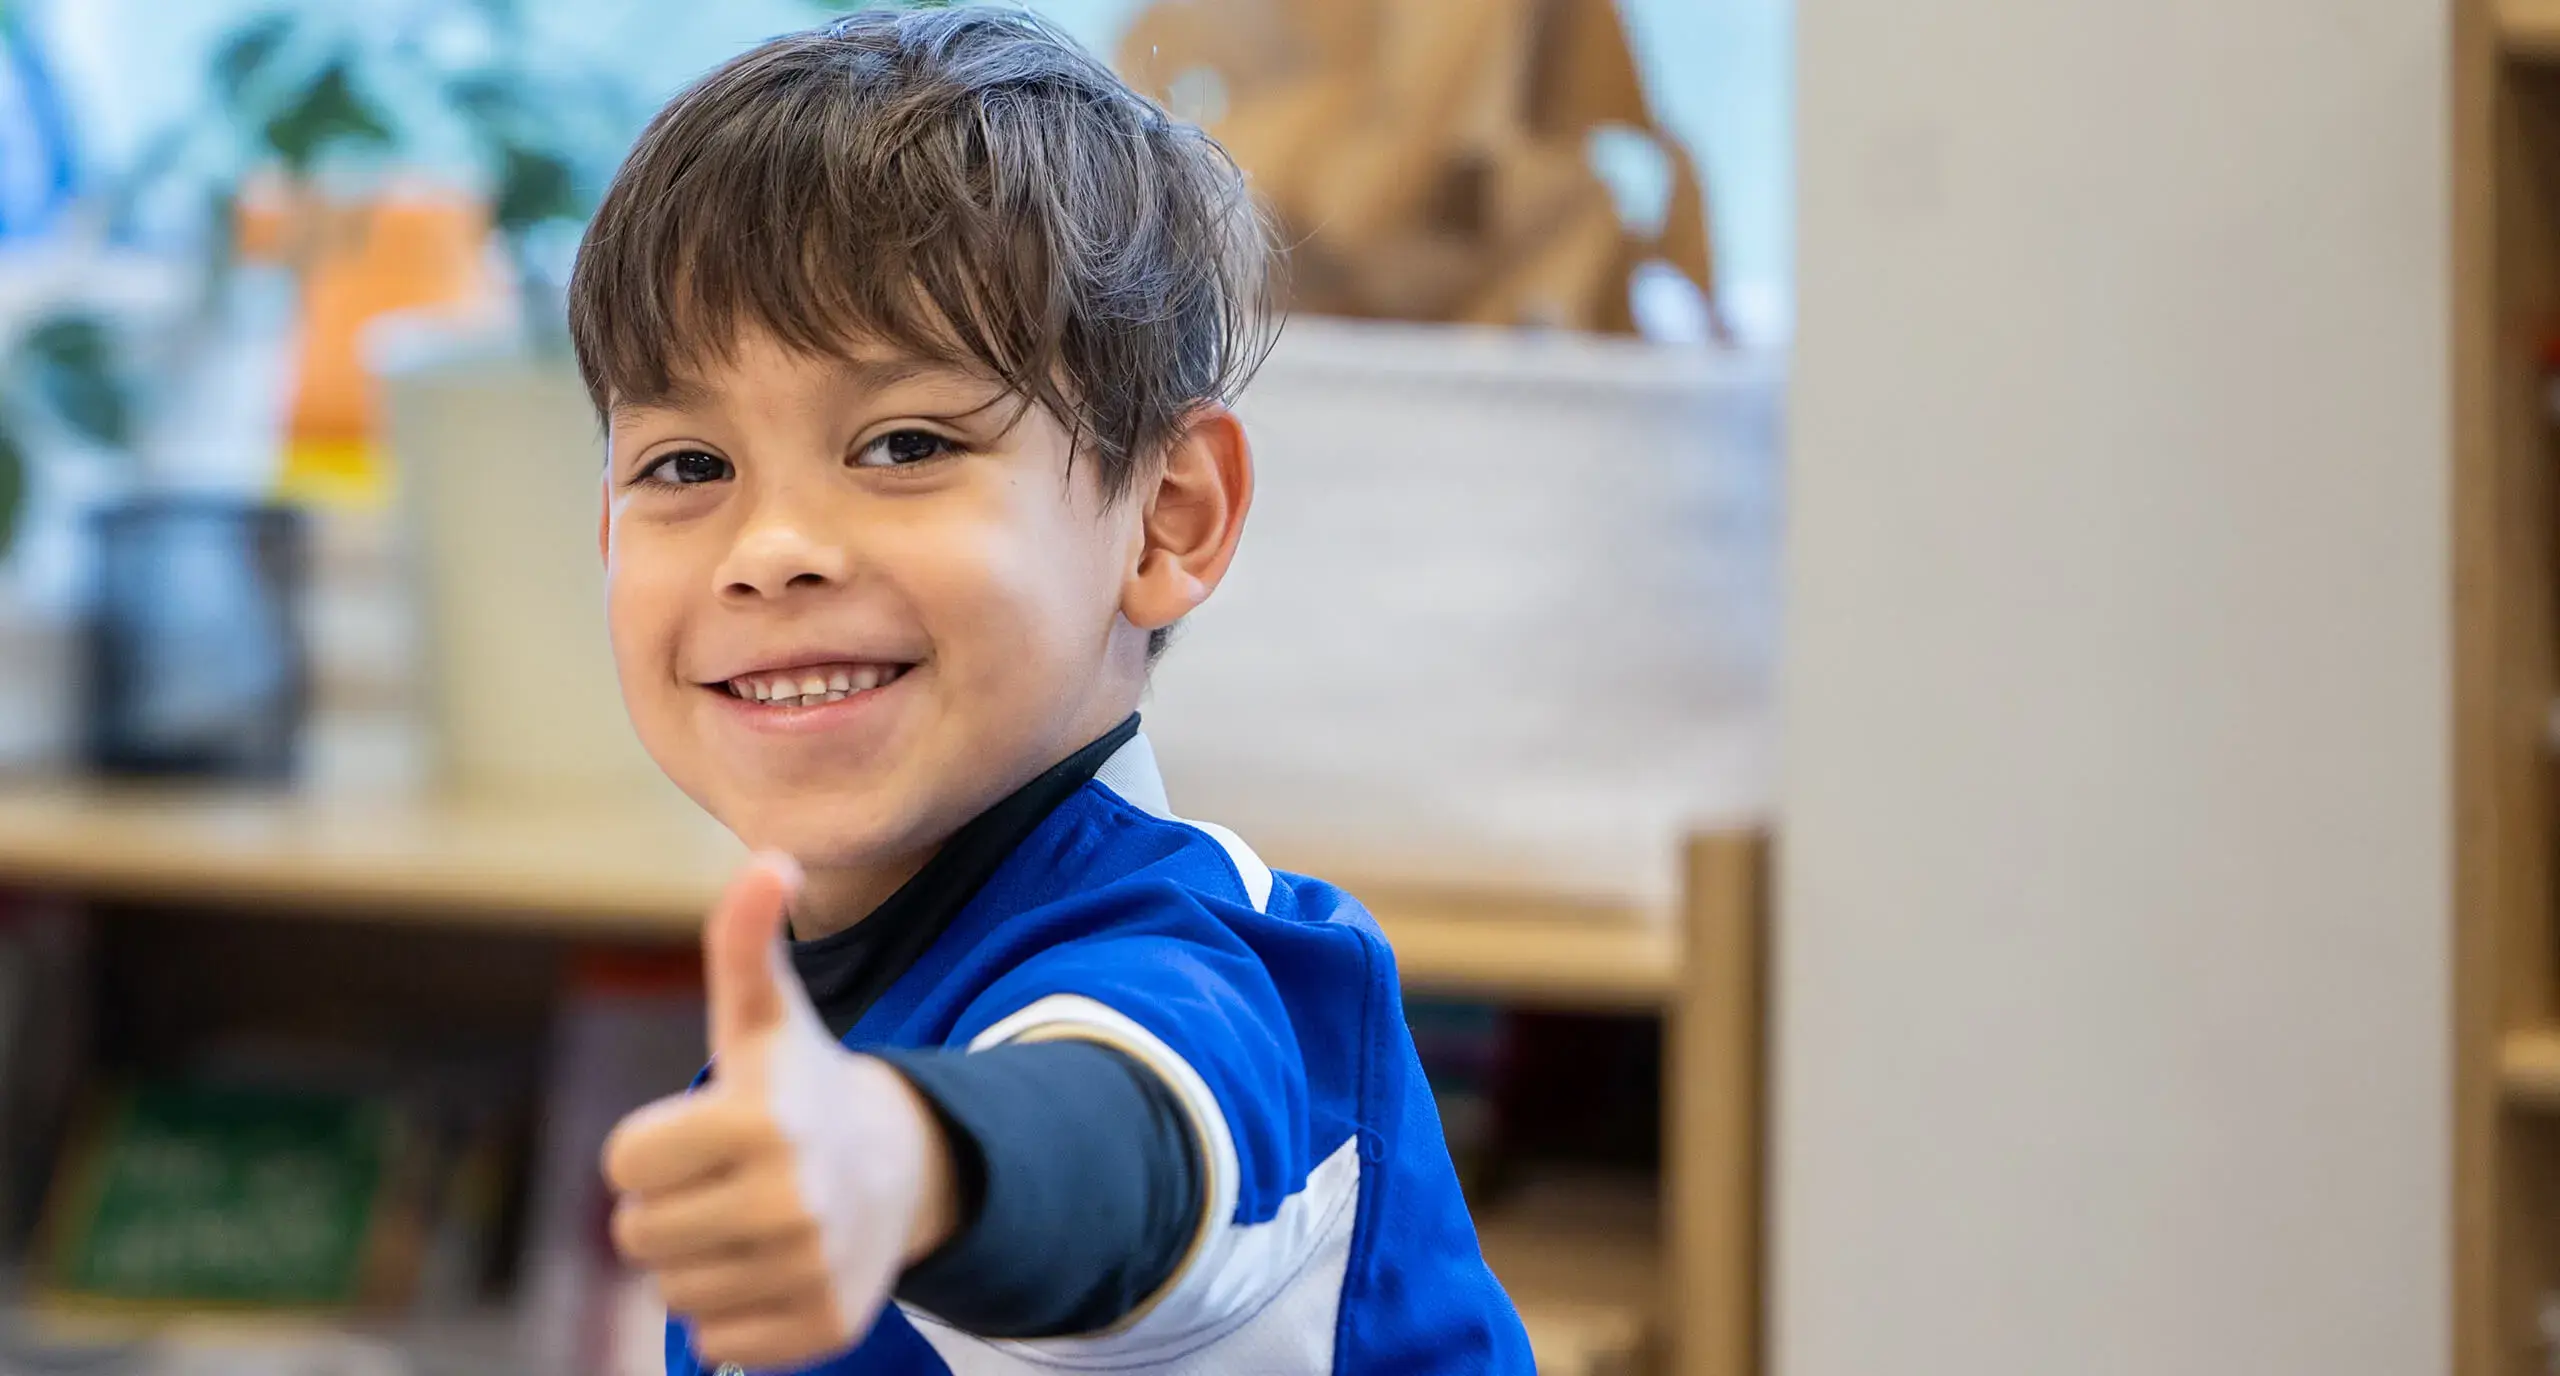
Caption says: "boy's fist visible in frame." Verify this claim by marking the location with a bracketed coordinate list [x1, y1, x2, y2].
[602, 855, 955, 1371]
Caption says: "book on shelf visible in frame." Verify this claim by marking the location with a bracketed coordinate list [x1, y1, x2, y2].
[515, 948, 706, 1376]
[0, 896, 88, 1258]
[35, 1080, 413, 1311]
[22, 1022, 532, 1328]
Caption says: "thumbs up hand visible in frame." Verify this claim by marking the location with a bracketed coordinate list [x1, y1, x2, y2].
[602, 854, 957, 1371]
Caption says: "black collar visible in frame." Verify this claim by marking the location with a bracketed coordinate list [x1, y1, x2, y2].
[787, 714, 1142, 1039]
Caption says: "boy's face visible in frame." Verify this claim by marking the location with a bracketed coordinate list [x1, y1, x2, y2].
[601, 329, 1151, 885]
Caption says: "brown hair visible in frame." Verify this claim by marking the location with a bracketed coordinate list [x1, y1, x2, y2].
[566, 5, 1278, 503]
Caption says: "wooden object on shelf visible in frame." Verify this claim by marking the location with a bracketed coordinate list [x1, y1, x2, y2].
[0, 783, 1766, 1375]
[1115, 0, 1724, 336]
[2457, 4, 2560, 1373]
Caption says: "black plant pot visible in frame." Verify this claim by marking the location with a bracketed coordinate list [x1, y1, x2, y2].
[82, 495, 309, 780]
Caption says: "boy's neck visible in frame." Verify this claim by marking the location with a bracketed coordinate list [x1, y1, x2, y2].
[780, 698, 1147, 943]
[790, 856, 934, 943]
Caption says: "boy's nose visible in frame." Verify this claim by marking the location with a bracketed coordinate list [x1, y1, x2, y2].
[715, 508, 852, 599]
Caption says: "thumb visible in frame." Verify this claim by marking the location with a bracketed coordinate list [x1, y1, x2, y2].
[704, 851, 805, 1058]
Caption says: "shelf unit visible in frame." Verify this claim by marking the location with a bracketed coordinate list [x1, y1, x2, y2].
[0, 781, 1764, 1376]
[2458, 2, 2560, 1371]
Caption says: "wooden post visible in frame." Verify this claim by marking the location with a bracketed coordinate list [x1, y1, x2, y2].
[1667, 831, 1765, 1376]
[2455, 3, 2560, 1372]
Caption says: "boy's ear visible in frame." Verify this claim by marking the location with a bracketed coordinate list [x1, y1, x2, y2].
[1122, 405, 1253, 637]
[597, 478, 611, 564]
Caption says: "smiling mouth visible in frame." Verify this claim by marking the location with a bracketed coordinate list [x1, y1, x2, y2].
[718, 661, 914, 708]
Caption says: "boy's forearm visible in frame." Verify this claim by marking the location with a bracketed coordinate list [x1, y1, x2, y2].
[873, 1039, 1204, 1337]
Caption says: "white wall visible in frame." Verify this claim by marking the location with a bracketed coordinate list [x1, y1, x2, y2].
[1780, 1, 2448, 1373]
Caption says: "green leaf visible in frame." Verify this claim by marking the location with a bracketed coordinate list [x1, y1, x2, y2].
[0, 418, 25, 564]
[491, 143, 578, 234]
[444, 73, 520, 128]
[20, 314, 131, 451]
[213, 13, 296, 107]
[261, 59, 395, 175]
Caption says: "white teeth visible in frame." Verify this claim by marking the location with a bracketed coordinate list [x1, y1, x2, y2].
[725, 665, 908, 705]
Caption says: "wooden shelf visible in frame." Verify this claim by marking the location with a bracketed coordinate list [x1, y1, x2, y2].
[0, 780, 1680, 1009]
[2, 1298, 524, 1370]
[2504, 0, 2560, 58]
[1478, 1174, 1660, 1376]
[2503, 1028, 2560, 1109]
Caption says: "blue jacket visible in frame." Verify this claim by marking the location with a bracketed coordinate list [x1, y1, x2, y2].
[665, 732, 1531, 1374]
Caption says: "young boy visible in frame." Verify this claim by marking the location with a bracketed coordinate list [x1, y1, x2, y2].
[572, 9, 1533, 1373]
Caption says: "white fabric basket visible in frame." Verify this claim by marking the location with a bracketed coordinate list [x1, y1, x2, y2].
[1142, 318, 1781, 900]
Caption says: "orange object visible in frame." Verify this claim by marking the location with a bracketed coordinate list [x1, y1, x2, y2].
[240, 179, 497, 504]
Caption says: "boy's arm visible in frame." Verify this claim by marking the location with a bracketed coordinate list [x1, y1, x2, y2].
[927, 910, 1335, 1361]
[877, 1039, 1202, 1334]
[602, 857, 961, 1372]
[599, 859, 1215, 1369]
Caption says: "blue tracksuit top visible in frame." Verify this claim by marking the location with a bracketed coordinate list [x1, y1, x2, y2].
[665, 731, 1532, 1374]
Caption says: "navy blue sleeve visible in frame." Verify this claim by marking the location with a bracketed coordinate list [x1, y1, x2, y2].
[875, 1040, 1202, 1337]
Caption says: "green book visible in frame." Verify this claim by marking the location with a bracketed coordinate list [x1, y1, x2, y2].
[42, 1083, 403, 1309]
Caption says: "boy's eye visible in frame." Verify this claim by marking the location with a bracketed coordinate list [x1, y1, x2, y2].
[853, 429, 955, 468]
[641, 450, 733, 486]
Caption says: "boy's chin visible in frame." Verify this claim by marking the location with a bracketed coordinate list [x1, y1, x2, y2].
[713, 792, 937, 874]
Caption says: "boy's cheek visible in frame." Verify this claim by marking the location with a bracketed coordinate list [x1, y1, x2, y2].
[921, 517, 1114, 653]
[600, 578, 662, 702]
[600, 563, 704, 766]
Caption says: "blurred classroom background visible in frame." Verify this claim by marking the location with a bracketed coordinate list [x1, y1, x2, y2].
[0, 0, 2497, 1374]
[0, 2, 1781, 1374]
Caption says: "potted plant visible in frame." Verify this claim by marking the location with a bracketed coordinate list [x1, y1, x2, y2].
[0, 0, 633, 776]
